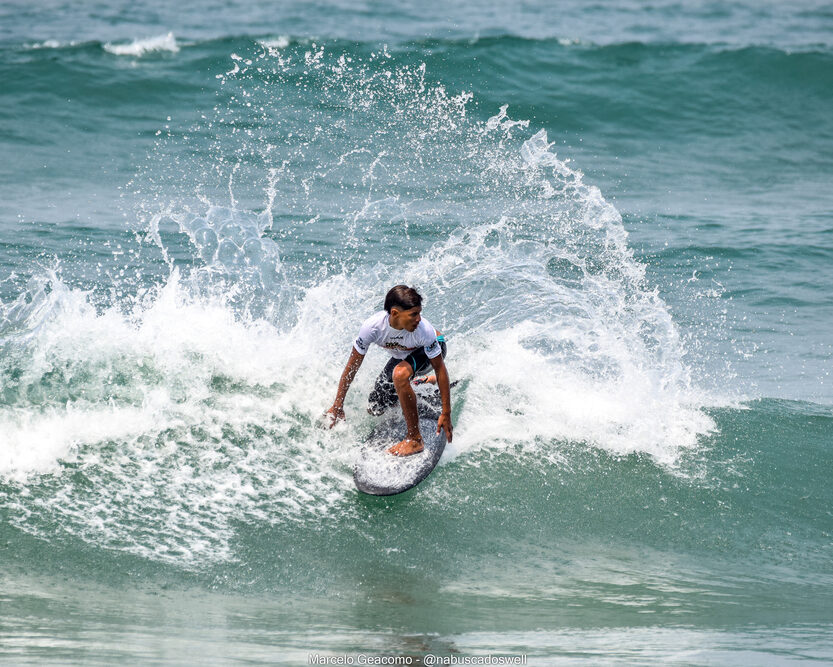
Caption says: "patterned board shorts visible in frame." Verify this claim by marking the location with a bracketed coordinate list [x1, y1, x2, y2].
[367, 337, 447, 415]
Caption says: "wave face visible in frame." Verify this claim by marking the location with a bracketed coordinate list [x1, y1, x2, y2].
[1, 2, 833, 663]
[1, 44, 711, 556]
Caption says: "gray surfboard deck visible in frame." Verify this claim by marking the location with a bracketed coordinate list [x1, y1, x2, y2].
[353, 400, 446, 496]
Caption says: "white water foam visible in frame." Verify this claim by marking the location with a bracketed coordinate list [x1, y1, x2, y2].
[25, 40, 79, 50]
[103, 32, 180, 57]
[0, 269, 359, 564]
[257, 36, 291, 50]
[0, 48, 719, 566]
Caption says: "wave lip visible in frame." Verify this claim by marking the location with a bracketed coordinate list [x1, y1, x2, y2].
[103, 32, 180, 57]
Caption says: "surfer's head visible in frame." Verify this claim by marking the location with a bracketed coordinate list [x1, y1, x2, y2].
[385, 285, 423, 332]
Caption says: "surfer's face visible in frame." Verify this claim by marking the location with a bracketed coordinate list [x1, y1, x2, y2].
[392, 306, 422, 331]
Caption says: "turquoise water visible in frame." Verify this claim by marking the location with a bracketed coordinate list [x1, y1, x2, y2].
[1, 1, 832, 663]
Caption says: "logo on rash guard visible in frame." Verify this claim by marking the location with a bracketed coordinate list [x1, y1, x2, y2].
[356, 337, 366, 350]
[384, 342, 415, 352]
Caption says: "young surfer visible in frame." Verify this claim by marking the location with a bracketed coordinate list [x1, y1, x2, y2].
[325, 285, 453, 456]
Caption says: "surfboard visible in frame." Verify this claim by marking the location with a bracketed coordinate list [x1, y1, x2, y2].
[353, 397, 446, 496]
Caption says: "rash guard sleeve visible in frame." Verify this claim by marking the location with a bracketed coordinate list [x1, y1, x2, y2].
[420, 321, 442, 359]
[353, 316, 379, 355]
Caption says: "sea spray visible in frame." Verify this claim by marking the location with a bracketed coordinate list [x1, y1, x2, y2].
[0, 47, 715, 568]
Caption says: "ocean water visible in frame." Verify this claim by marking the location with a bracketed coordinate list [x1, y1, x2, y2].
[1, 1, 832, 663]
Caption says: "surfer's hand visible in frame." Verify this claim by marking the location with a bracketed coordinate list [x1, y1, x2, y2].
[437, 412, 453, 442]
[324, 405, 345, 428]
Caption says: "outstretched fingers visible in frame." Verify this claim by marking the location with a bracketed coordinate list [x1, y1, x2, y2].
[324, 406, 345, 428]
[437, 413, 453, 442]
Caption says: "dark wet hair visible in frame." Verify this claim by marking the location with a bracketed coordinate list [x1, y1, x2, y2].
[384, 285, 422, 313]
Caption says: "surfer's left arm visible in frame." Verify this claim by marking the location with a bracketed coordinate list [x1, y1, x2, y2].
[429, 354, 453, 442]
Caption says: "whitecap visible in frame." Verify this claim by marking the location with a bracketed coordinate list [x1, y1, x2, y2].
[103, 32, 180, 57]
[257, 35, 290, 49]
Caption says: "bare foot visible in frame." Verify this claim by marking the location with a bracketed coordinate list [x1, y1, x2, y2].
[387, 437, 424, 456]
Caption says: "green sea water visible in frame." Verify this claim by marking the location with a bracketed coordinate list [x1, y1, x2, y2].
[1, 1, 832, 663]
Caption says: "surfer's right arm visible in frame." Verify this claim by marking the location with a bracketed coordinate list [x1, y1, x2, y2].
[325, 348, 365, 427]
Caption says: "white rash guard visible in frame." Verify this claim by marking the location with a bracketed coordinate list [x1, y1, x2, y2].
[353, 310, 441, 360]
